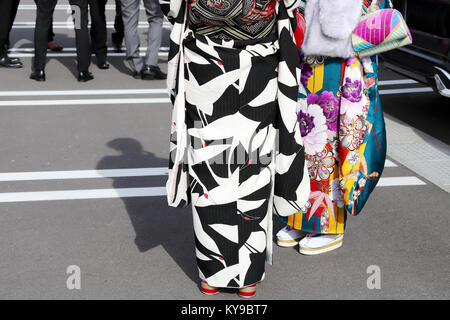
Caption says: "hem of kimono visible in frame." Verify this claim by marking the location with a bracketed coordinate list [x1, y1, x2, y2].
[199, 277, 264, 290]
[287, 216, 347, 235]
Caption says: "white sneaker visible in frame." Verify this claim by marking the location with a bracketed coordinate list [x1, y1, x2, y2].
[276, 226, 305, 247]
[298, 233, 343, 255]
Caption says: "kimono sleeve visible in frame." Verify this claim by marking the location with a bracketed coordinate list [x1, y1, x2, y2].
[160, 0, 185, 24]
[283, 0, 302, 11]
[273, 0, 311, 217]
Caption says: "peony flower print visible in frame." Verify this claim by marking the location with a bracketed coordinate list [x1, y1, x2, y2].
[298, 52, 313, 88]
[297, 102, 328, 155]
[308, 91, 340, 131]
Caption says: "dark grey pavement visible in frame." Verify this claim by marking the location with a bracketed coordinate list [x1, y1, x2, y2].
[0, 0, 448, 300]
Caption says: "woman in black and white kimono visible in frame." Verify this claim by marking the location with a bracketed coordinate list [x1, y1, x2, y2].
[160, 0, 310, 297]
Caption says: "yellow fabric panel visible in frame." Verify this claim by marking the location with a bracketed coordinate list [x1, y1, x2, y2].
[336, 207, 345, 234]
[306, 63, 324, 93]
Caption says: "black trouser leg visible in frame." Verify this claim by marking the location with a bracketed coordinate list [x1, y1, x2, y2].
[88, 0, 108, 64]
[5, 0, 20, 48]
[48, 15, 56, 42]
[112, 0, 124, 45]
[69, 0, 91, 72]
[0, 0, 16, 57]
[33, 0, 57, 70]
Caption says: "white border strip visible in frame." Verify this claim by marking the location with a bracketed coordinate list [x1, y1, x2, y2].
[0, 98, 170, 106]
[0, 187, 167, 203]
[0, 168, 168, 182]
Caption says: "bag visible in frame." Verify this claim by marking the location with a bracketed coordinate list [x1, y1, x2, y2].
[352, 9, 412, 57]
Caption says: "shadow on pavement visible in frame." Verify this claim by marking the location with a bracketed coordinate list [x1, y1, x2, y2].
[97, 137, 198, 285]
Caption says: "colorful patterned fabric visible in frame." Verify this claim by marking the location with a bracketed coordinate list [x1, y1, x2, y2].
[283, 0, 391, 234]
[188, 0, 278, 40]
[162, 0, 310, 288]
[352, 9, 412, 57]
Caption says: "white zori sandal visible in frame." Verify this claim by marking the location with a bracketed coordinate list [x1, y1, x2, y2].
[298, 233, 343, 255]
[276, 226, 305, 247]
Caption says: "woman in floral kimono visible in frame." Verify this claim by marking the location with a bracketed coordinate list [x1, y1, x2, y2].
[277, 0, 391, 254]
[160, 0, 310, 297]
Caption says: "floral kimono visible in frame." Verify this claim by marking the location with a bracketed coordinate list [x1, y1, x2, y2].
[160, 0, 310, 288]
[287, 0, 391, 234]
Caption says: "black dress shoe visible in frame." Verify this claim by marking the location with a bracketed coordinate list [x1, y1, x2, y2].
[111, 33, 123, 53]
[0, 55, 23, 68]
[78, 71, 94, 82]
[113, 42, 123, 53]
[97, 62, 110, 70]
[47, 41, 63, 52]
[8, 56, 21, 63]
[30, 70, 46, 82]
[140, 65, 167, 80]
[132, 70, 141, 79]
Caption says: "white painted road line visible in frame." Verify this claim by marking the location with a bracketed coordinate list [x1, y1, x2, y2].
[0, 168, 168, 182]
[0, 176, 426, 203]
[377, 176, 426, 187]
[9, 52, 169, 58]
[378, 79, 418, 86]
[0, 187, 167, 203]
[0, 98, 170, 107]
[0, 89, 168, 97]
[12, 22, 172, 29]
[385, 159, 398, 167]
[18, 4, 144, 10]
[7, 47, 170, 52]
[379, 87, 434, 95]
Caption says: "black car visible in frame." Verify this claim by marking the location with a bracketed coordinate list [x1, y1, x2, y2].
[380, 0, 450, 97]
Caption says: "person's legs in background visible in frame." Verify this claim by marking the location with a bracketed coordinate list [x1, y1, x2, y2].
[88, 0, 109, 69]
[121, 0, 144, 78]
[0, 0, 22, 68]
[141, 0, 166, 79]
[68, 0, 93, 81]
[47, 14, 64, 52]
[30, 0, 57, 80]
[5, 0, 20, 51]
[112, 0, 124, 52]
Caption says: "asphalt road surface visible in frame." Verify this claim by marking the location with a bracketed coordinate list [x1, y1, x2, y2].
[0, 0, 449, 300]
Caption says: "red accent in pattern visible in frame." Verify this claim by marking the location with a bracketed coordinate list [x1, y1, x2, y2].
[241, 0, 277, 24]
[217, 61, 223, 65]
[373, 128, 381, 153]
[244, 217, 250, 220]
[204, 193, 209, 199]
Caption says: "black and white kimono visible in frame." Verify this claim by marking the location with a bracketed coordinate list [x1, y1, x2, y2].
[161, 0, 310, 288]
